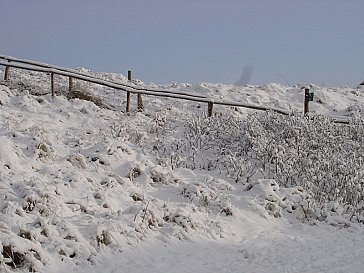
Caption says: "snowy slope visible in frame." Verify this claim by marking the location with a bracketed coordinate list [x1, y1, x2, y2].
[1, 68, 364, 272]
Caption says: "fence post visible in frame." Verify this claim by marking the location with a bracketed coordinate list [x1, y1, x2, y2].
[137, 93, 143, 112]
[126, 70, 131, 113]
[4, 61, 10, 81]
[304, 88, 309, 115]
[208, 101, 213, 117]
[69, 76, 73, 92]
[51, 72, 55, 97]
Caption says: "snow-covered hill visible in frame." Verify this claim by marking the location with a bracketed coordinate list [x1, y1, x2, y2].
[1, 68, 364, 272]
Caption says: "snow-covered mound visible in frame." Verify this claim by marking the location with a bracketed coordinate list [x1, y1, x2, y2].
[1, 68, 364, 273]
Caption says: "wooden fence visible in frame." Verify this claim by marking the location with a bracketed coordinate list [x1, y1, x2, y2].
[0, 54, 351, 123]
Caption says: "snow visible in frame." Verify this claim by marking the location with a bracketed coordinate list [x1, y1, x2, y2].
[1, 67, 364, 272]
[75, 224, 364, 273]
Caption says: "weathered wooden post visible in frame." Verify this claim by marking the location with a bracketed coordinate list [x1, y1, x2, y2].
[51, 72, 55, 97]
[69, 77, 73, 92]
[137, 93, 144, 112]
[4, 61, 10, 81]
[304, 88, 309, 114]
[126, 70, 131, 113]
[208, 101, 213, 117]
[303, 87, 314, 115]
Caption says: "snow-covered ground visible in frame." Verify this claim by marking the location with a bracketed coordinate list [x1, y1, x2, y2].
[1, 67, 364, 272]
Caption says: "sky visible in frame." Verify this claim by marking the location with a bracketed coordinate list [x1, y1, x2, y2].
[0, 0, 363, 86]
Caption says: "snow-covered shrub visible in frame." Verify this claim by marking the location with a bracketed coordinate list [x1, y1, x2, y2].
[181, 176, 233, 215]
[36, 142, 53, 160]
[246, 113, 364, 207]
[128, 165, 142, 181]
[147, 110, 364, 224]
[148, 110, 251, 173]
[243, 179, 355, 227]
[66, 153, 87, 169]
[245, 113, 364, 223]
[130, 192, 144, 202]
[162, 208, 197, 232]
[96, 230, 112, 246]
[0, 240, 45, 272]
[150, 165, 181, 185]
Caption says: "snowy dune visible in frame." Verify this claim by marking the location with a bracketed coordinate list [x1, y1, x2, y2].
[1, 68, 364, 272]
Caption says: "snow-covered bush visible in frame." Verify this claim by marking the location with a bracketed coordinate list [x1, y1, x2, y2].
[147, 110, 364, 224]
[181, 176, 233, 215]
[0, 241, 45, 272]
[150, 165, 181, 185]
[246, 112, 364, 209]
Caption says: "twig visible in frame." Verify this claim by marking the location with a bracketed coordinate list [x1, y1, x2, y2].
[142, 200, 151, 223]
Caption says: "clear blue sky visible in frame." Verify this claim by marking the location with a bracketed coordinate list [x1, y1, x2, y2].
[1, 0, 363, 86]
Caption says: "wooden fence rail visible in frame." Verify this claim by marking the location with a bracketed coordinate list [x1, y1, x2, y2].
[0, 55, 351, 124]
[0, 61, 209, 101]
[0, 54, 208, 99]
[0, 59, 292, 116]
